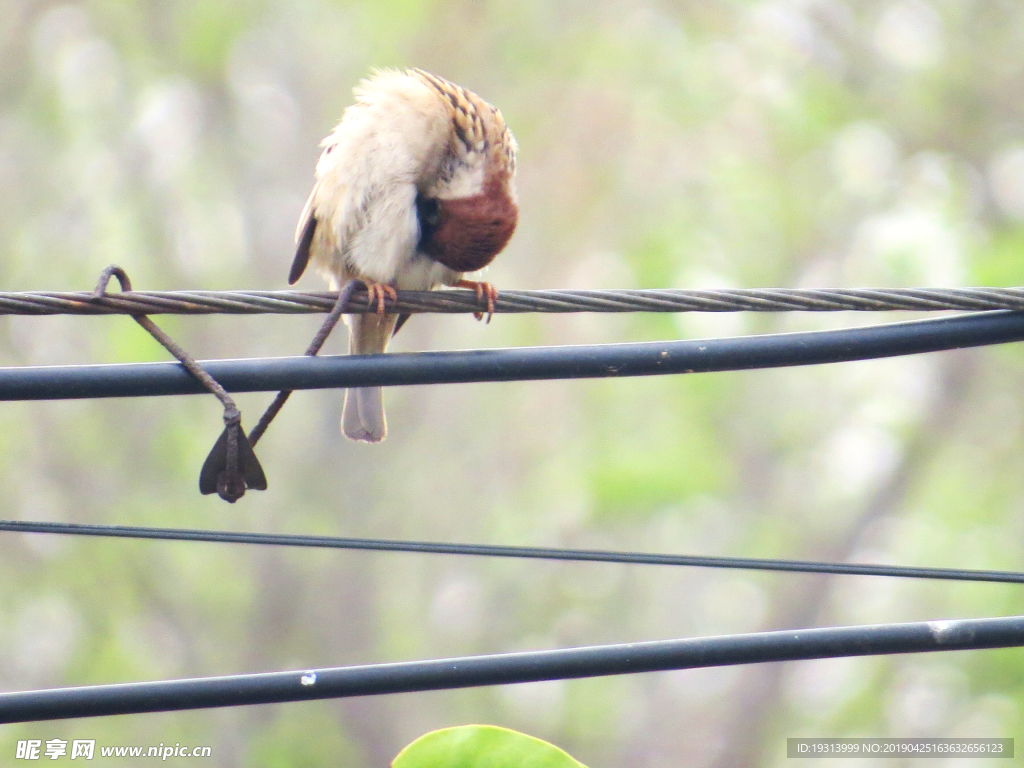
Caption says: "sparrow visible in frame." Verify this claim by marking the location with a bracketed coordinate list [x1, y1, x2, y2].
[288, 68, 519, 442]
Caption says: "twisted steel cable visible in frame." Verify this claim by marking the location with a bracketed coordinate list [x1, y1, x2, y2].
[4, 286, 1024, 315]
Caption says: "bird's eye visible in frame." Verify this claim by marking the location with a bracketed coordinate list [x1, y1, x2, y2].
[416, 196, 441, 228]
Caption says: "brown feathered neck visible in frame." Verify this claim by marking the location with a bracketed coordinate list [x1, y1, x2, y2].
[418, 167, 518, 273]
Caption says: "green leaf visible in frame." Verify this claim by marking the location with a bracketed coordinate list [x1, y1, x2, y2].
[391, 725, 588, 768]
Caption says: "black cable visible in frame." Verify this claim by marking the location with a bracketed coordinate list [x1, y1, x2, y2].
[3, 520, 1023, 584]
[2, 311, 1024, 401]
[3, 614, 1022, 722]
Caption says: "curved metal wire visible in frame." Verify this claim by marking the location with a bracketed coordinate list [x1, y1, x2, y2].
[4, 286, 1024, 315]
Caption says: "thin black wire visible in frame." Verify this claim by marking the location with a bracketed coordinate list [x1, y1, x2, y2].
[3, 520, 1023, 584]
[3, 614, 1023, 722]
[5, 286, 1024, 315]
[3, 311, 1024, 401]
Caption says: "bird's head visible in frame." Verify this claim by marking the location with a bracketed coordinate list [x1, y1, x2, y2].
[410, 69, 519, 274]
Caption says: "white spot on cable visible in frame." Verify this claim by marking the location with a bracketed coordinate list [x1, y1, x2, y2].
[928, 620, 964, 644]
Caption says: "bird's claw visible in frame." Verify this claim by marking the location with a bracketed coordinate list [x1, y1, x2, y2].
[456, 280, 498, 323]
[365, 282, 398, 314]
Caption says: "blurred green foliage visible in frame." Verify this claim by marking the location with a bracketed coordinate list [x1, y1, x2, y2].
[392, 725, 586, 768]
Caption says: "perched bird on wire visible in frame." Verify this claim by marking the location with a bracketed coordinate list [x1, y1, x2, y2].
[288, 68, 519, 442]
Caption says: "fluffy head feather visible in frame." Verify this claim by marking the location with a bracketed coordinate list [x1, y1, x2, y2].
[409, 69, 519, 273]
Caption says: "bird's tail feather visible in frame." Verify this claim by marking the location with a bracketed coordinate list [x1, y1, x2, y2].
[342, 312, 398, 442]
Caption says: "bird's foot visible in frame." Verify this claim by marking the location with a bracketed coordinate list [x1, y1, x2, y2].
[455, 279, 498, 323]
[364, 282, 398, 314]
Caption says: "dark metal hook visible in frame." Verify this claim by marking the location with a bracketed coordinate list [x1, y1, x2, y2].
[92, 265, 266, 503]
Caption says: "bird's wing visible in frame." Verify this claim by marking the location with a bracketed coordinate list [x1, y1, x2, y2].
[288, 135, 343, 286]
[289, 192, 318, 285]
[392, 313, 411, 336]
